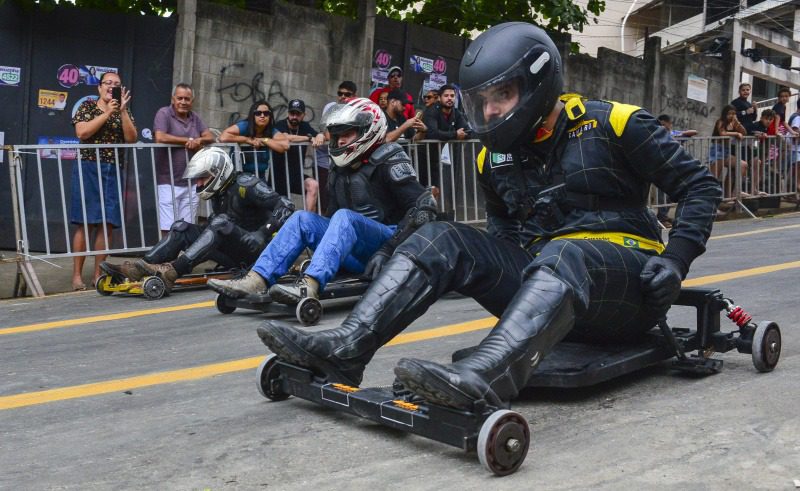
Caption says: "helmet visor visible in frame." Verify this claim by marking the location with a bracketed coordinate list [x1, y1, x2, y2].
[461, 46, 552, 134]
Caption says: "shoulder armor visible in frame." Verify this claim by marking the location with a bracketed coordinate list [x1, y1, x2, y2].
[369, 142, 406, 166]
[608, 101, 642, 137]
[236, 172, 258, 186]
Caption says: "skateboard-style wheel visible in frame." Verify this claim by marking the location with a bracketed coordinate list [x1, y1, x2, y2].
[216, 293, 236, 314]
[95, 274, 113, 296]
[299, 259, 312, 273]
[256, 354, 290, 401]
[477, 409, 530, 476]
[752, 321, 781, 372]
[296, 297, 322, 326]
[142, 276, 166, 300]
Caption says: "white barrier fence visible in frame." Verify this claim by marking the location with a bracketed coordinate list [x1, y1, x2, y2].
[5, 136, 798, 296]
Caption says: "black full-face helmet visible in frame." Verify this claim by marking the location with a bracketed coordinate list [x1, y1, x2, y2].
[459, 22, 563, 152]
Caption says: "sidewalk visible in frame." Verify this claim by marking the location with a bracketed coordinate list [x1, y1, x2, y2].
[0, 253, 217, 299]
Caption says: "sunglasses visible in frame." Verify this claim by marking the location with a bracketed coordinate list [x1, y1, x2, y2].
[253, 110, 271, 117]
[389, 73, 402, 78]
[337, 91, 353, 97]
[424, 95, 436, 100]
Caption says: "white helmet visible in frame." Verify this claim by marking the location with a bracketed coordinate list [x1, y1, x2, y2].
[323, 97, 387, 168]
[182, 146, 234, 200]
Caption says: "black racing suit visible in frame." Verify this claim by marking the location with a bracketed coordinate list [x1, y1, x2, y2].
[255, 98, 723, 399]
[394, 98, 722, 339]
[379, 98, 722, 407]
[144, 172, 294, 275]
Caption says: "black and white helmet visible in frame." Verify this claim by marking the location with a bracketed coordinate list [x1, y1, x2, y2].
[182, 146, 234, 200]
[459, 22, 563, 152]
[322, 97, 387, 168]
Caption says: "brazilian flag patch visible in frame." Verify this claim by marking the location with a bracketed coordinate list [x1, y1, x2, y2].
[622, 237, 640, 248]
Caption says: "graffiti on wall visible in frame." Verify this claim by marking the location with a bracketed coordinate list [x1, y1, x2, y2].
[660, 85, 715, 130]
[216, 63, 316, 126]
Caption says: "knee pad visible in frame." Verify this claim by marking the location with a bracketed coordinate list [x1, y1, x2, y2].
[209, 214, 235, 235]
[170, 220, 190, 232]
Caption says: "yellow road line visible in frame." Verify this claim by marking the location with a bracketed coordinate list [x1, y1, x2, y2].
[682, 260, 800, 286]
[0, 301, 214, 336]
[2, 257, 797, 410]
[711, 223, 800, 240]
[0, 317, 497, 410]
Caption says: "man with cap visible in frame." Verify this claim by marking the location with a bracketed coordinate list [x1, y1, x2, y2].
[272, 99, 323, 212]
[385, 89, 426, 142]
[370, 66, 415, 120]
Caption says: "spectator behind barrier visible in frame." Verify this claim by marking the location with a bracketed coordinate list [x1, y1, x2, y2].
[153, 83, 215, 234]
[419, 84, 473, 190]
[70, 70, 137, 291]
[731, 82, 757, 132]
[422, 88, 439, 108]
[709, 105, 749, 200]
[219, 100, 290, 179]
[271, 99, 322, 213]
[385, 90, 426, 143]
[369, 66, 415, 120]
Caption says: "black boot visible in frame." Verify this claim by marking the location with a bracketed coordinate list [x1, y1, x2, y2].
[394, 268, 575, 410]
[257, 254, 437, 386]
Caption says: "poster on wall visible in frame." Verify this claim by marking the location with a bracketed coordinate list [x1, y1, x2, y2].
[371, 67, 388, 85]
[38, 89, 68, 110]
[57, 64, 117, 88]
[37, 136, 79, 160]
[687, 74, 708, 103]
[0, 66, 21, 87]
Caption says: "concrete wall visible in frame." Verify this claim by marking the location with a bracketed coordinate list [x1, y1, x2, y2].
[177, 1, 728, 138]
[183, 0, 370, 131]
[565, 36, 728, 136]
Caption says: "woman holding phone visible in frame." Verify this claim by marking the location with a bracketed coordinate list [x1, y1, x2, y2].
[70, 71, 136, 290]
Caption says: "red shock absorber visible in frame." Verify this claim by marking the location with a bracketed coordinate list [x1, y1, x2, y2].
[726, 305, 753, 328]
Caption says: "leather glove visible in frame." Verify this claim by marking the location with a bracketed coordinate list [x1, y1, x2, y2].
[640, 255, 685, 318]
[363, 249, 391, 280]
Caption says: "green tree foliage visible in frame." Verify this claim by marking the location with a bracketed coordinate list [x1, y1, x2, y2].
[319, 0, 606, 37]
[5, 0, 604, 36]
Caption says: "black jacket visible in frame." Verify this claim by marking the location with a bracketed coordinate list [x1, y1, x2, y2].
[211, 172, 287, 231]
[477, 97, 722, 270]
[327, 143, 426, 225]
[422, 104, 472, 141]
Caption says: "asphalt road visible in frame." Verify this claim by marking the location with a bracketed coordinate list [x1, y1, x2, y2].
[2, 213, 799, 490]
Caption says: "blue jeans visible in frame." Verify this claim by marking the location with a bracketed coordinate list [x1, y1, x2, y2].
[252, 209, 396, 290]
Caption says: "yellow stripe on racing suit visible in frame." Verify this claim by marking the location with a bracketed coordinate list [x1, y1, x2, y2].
[551, 231, 665, 254]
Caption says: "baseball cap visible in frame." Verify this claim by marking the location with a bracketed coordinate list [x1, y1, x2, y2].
[288, 99, 306, 113]
[388, 66, 403, 77]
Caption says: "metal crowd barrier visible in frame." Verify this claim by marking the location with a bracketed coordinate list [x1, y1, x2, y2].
[653, 135, 799, 218]
[7, 136, 798, 297]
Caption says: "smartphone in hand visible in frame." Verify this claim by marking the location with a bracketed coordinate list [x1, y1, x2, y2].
[111, 86, 122, 104]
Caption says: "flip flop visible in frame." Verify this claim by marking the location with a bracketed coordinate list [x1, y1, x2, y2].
[72, 281, 87, 291]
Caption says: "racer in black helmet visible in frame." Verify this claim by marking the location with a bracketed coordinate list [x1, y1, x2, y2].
[256, 23, 722, 411]
[460, 22, 563, 152]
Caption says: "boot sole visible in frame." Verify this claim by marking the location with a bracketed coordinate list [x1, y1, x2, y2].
[268, 285, 306, 305]
[257, 324, 362, 387]
[394, 360, 477, 411]
[207, 281, 249, 299]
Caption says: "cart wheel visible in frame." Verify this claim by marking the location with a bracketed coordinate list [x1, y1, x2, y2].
[256, 354, 290, 401]
[142, 276, 166, 300]
[299, 259, 312, 273]
[296, 297, 323, 326]
[477, 409, 530, 476]
[216, 293, 236, 314]
[95, 274, 113, 296]
[752, 321, 781, 372]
